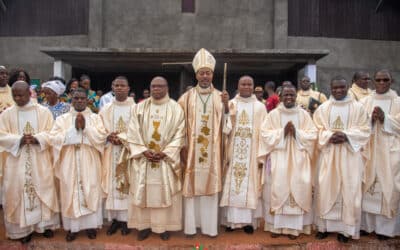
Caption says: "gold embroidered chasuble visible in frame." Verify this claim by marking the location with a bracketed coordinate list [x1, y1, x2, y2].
[99, 98, 136, 211]
[0, 103, 59, 225]
[122, 96, 185, 208]
[296, 89, 327, 111]
[178, 85, 225, 197]
[50, 108, 107, 218]
[259, 103, 317, 214]
[360, 89, 400, 218]
[348, 83, 372, 101]
[220, 95, 267, 209]
[313, 97, 370, 226]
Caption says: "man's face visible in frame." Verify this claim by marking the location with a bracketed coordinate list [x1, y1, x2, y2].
[238, 77, 254, 98]
[254, 90, 263, 100]
[331, 80, 348, 101]
[143, 89, 150, 98]
[355, 73, 370, 89]
[80, 79, 90, 90]
[374, 72, 391, 95]
[72, 91, 88, 112]
[299, 77, 311, 91]
[196, 68, 213, 88]
[0, 69, 8, 87]
[112, 79, 130, 101]
[12, 87, 30, 107]
[281, 88, 297, 108]
[150, 78, 168, 100]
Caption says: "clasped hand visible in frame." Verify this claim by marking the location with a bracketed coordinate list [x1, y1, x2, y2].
[143, 150, 167, 163]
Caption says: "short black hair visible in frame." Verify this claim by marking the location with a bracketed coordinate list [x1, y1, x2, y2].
[73, 87, 88, 97]
[330, 75, 347, 85]
[374, 69, 393, 79]
[352, 71, 368, 82]
[264, 81, 276, 90]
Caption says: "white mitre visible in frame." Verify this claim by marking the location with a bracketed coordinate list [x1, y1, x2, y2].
[192, 48, 216, 73]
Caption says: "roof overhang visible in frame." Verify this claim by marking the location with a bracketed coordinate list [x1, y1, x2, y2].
[41, 47, 329, 74]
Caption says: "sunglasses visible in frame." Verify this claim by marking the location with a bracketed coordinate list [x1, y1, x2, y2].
[374, 78, 390, 82]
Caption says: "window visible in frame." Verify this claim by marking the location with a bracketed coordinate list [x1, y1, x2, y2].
[182, 0, 195, 13]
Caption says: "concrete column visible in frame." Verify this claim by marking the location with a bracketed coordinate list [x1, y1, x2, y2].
[88, 0, 103, 48]
[53, 60, 71, 80]
[273, 0, 288, 49]
[304, 62, 317, 83]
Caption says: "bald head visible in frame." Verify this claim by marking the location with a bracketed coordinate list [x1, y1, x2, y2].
[150, 76, 169, 100]
[11, 81, 31, 107]
[12, 80, 30, 92]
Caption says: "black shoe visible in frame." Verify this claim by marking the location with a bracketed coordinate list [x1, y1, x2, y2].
[360, 230, 369, 236]
[43, 229, 54, 238]
[120, 222, 131, 235]
[137, 228, 151, 241]
[271, 233, 280, 238]
[66, 231, 77, 242]
[225, 227, 234, 232]
[107, 219, 120, 235]
[377, 234, 390, 241]
[243, 225, 254, 234]
[86, 229, 97, 239]
[315, 231, 329, 239]
[160, 231, 170, 241]
[185, 233, 196, 238]
[288, 234, 298, 240]
[337, 233, 349, 243]
[20, 233, 32, 244]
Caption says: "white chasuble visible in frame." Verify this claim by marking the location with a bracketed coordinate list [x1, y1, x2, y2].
[17, 109, 42, 226]
[110, 105, 131, 209]
[145, 103, 168, 207]
[228, 102, 253, 206]
[194, 92, 214, 191]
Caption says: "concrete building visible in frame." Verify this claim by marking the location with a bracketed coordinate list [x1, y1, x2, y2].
[0, 0, 399, 98]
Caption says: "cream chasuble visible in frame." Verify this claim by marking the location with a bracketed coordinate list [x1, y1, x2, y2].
[100, 98, 135, 219]
[259, 104, 317, 235]
[313, 97, 370, 238]
[178, 85, 224, 197]
[359, 90, 400, 237]
[0, 103, 59, 238]
[50, 108, 106, 230]
[121, 96, 185, 232]
[348, 83, 372, 102]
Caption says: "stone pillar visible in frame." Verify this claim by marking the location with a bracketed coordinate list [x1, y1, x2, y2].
[273, 0, 288, 49]
[304, 62, 317, 83]
[53, 60, 71, 80]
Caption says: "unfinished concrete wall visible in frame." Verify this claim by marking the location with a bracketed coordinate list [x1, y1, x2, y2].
[288, 37, 400, 94]
[0, 36, 88, 82]
[103, 0, 274, 50]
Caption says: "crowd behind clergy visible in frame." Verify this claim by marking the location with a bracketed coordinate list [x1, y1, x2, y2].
[0, 48, 399, 245]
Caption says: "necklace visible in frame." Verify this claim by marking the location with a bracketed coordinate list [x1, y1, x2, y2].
[197, 92, 211, 113]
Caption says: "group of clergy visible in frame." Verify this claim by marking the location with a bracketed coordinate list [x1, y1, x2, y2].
[0, 48, 399, 245]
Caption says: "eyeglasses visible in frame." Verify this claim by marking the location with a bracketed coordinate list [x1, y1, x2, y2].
[374, 78, 390, 82]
